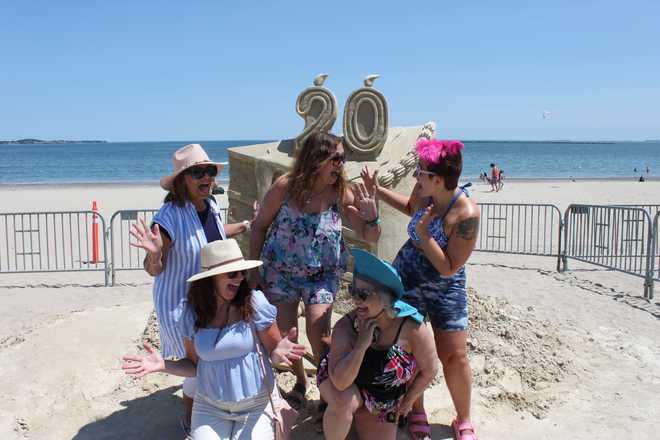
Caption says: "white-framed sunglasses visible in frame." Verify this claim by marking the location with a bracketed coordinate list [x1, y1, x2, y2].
[413, 163, 438, 178]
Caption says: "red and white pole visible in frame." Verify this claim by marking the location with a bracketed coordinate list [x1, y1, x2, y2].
[91, 200, 99, 264]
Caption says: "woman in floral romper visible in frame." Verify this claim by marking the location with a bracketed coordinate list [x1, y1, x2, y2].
[249, 132, 381, 416]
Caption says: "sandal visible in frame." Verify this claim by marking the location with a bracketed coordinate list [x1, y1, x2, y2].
[314, 401, 327, 433]
[407, 412, 432, 440]
[284, 382, 306, 410]
[451, 419, 478, 440]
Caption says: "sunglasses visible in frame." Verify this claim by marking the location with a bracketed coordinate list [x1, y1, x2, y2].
[349, 284, 378, 301]
[329, 153, 346, 166]
[227, 269, 247, 279]
[187, 165, 218, 179]
[413, 163, 438, 178]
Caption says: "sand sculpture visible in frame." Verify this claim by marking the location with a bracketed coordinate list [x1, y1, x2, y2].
[227, 74, 435, 261]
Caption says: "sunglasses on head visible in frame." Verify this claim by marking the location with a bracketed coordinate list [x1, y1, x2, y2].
[413, 163, 438, 178]
[187, 165, 218, 179]
[329, 153, 346, 166]
[227, 269, 247, 279]
[349, 284, 378, 301]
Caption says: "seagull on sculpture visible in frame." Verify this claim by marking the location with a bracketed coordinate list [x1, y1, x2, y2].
[314, 73, 329, 87]
[364, 74, 380, 87]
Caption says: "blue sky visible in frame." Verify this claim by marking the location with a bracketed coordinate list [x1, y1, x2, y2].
[1, 1, 658, 141]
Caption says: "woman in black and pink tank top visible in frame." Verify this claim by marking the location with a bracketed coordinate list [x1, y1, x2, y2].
[317, 249, 438, 440]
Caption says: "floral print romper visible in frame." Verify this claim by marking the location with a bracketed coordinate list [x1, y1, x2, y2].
[260, 199, 349, 305]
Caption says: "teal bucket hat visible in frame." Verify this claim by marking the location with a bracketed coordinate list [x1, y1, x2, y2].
[352, 248, 424, 324]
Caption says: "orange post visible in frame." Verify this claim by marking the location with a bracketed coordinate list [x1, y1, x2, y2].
[91, 200, 99, 264]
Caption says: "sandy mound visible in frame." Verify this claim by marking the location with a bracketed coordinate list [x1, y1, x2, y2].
[467, 288, 573, 419]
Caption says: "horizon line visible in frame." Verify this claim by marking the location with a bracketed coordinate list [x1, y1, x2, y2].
[2, 138, 660, 144]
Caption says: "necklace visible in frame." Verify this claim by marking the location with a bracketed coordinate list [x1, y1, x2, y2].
[305, 187, 326, 205]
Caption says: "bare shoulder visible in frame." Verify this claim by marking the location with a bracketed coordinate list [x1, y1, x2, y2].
[401, 318, 429, 338]
[263, 175, 290, 202]
[273, 174, 290, 192]
[333, 314, 354, 337]
[446, 195, 480, 240]
[457, 195, 480, 219]
[399, 319, 432, 352]
[447, 193, 479, 222]
[329, 315, 356, 355]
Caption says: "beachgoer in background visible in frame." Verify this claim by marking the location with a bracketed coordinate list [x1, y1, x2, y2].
[634, 167, 638, 173]
[129, 143, 254, 434]
[122, 239, 306, 440]
[639, 175, 645, 182]
[497, 170, 505, 191]
[249, 132, 380, 426]
[318, 249, 438, 440]
[489, 163, 500, 192]
[362, 138, 481, 440]
[646, 166, 650, 174]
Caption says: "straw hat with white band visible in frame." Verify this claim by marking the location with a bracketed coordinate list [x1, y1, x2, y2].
[187, 239, 262, 283]
[160, 143, 225, 191]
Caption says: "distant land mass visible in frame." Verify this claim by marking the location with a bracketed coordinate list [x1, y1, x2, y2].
[463, 140, 620, 144]
[0, 139, 107, 144]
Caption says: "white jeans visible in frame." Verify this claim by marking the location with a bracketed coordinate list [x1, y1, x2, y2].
[191, 392, 274, 440]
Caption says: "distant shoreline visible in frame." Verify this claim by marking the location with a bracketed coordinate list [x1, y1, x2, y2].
[0, 139, 107, 144]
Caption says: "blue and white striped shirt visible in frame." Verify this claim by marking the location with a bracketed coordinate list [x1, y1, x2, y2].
[152, 198, 226, 358]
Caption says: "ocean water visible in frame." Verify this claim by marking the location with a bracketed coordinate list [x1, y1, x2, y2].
[0, 140, 659, 184]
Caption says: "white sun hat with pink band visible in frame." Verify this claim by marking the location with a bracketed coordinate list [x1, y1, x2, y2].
[187, 239, 262, 283]
[159, 143, 225, 191]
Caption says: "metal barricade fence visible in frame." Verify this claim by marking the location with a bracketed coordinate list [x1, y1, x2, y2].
[561, 204, 654, 298]
[651, 211, 660, 298]
[0, 211, 109, 284]
[475, 203, 563, 268]
[2, 205, 656, 296]
[613, 204, 660, 219]
[108, 208, 228, 285]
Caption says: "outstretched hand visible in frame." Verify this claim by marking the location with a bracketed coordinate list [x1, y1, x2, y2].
[129, 218, 163, 255]
[360, 166, 379, 194]
[351, 180, 378, 223]
[122, 342, 165, 378]
[270, 328, 306, 368]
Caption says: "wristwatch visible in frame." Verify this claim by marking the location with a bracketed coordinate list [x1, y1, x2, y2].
[242, 220, 251, 232]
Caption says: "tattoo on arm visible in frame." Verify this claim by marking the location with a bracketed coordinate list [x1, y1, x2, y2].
[457, 217, 479, 240]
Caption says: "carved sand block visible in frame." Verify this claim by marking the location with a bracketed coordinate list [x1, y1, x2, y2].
[343, 74, 389, 160]
[294, 74, 337, 152]
[227, 74, 436, 261]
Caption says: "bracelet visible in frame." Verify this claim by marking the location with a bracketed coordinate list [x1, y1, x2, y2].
[242, 220, 251, 232]
[365, 216, 381, 227]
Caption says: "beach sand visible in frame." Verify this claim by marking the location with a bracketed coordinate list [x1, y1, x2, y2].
[1, 179, 659, 439]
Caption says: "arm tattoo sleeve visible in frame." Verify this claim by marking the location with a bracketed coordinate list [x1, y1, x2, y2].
[457, 217, 479, 241]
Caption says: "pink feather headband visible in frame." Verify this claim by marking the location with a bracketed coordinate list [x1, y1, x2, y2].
[415, 138, 464, 164]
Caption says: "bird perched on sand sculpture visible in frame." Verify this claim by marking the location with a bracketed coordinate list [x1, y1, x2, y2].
[364, 74, 379, 87]
[313, 73, 329, 87]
